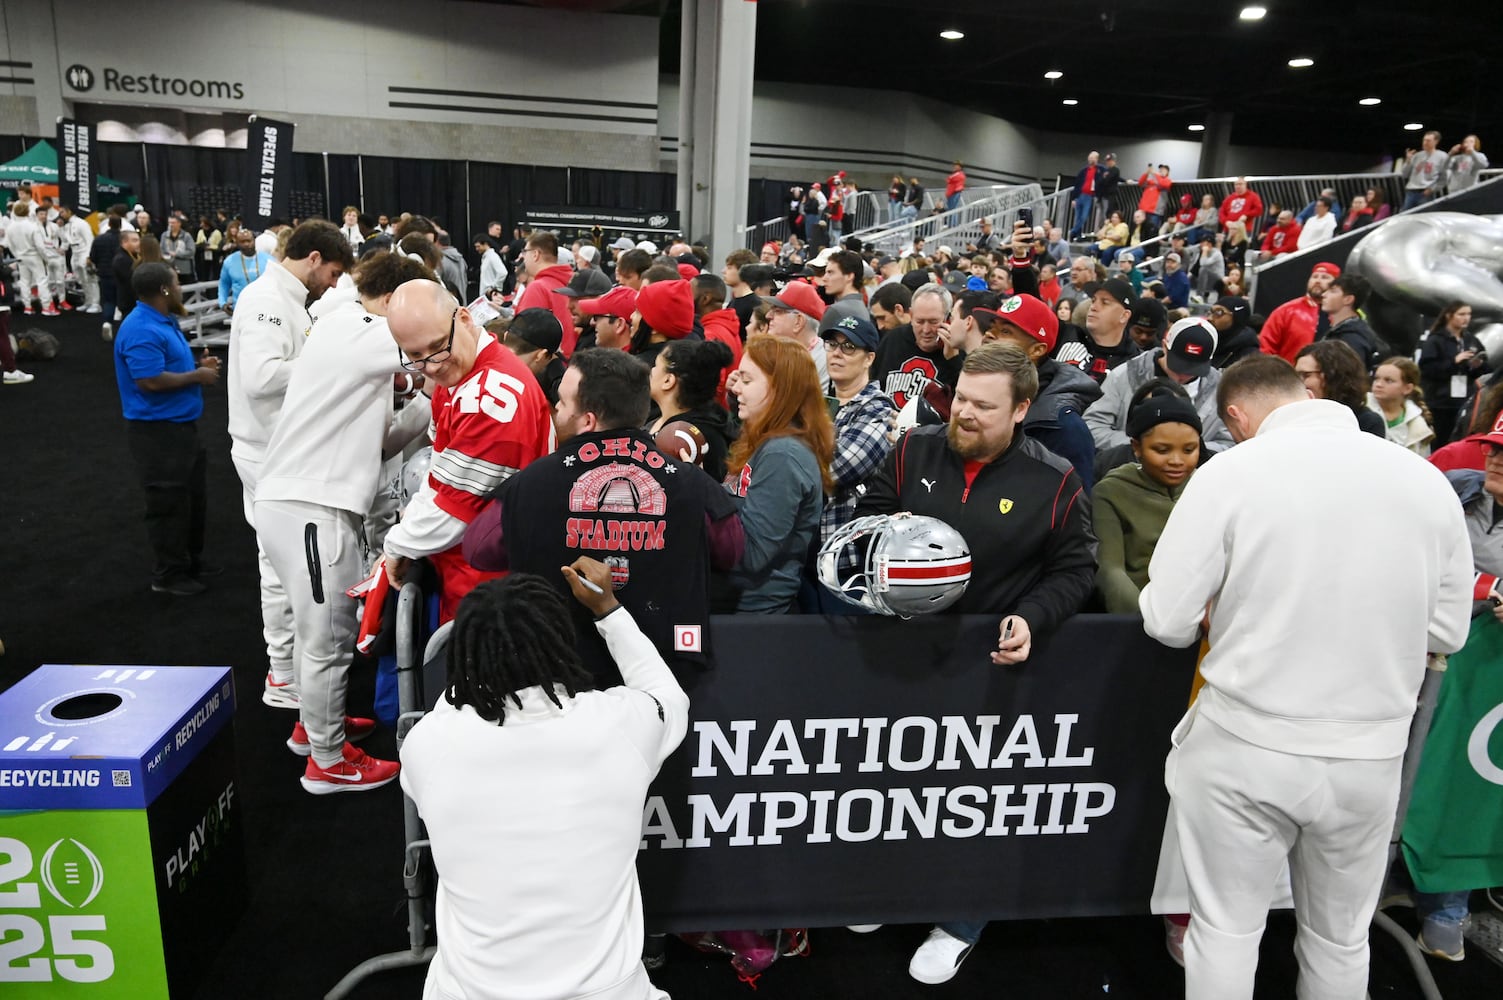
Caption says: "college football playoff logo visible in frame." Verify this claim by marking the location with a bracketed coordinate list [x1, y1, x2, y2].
[40, 838, 104, 908]
[65, 65, 94, 92]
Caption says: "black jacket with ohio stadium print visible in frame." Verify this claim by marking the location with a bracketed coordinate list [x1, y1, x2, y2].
[855, 425, 1097, 632]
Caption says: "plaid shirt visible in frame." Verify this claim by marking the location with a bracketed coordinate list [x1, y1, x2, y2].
[821, 380, 899, 545]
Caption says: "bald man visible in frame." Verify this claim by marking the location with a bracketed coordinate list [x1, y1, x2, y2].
[383, 280, 555, 620]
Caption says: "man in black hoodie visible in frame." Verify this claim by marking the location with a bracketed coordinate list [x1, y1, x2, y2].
[1318, 275, 1385, 374]
[1207, 296, 1261, 369]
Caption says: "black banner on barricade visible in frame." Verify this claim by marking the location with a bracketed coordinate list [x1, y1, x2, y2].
[57, 118, 94, 214]
[523, 204, 680, 234]
[243, 116, 294, 232]
[639, 615, 1197, 932]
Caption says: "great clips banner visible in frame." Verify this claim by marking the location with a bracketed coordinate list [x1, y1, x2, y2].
[57, 119, 94, 214]
[243, 116, 294, 231]
[639, 615, 1199, 932]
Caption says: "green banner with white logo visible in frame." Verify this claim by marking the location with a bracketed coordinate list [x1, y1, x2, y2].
[1402, 614, 1503, 893]
[0, 809, 168, 997]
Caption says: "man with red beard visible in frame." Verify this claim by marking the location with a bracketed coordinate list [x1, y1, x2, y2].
[1258, 261, 1340, 362]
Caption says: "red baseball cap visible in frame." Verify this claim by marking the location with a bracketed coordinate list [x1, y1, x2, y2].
[635, 278, 695, 338]
[981, 293, 1060, 352]
[1466, 410, 1503, 447]
[1312, 262, 1341, 278]
[771, 281, 827, 321]
[578, 284, 638, 318]
[675, 262, 700, 281]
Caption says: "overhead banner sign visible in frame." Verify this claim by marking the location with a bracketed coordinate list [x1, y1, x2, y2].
[56, 119, 95, 215]
[637, 615, 1198, 932]
[243, 116, 294, 232]
[523, 205, 680, 233]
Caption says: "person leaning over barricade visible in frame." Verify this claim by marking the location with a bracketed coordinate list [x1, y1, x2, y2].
[852, 341, 1097, 983]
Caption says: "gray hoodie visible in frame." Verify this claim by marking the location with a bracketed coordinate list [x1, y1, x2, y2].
[1082, 348, 1235, 453]
[1446, 150, 1491, 193]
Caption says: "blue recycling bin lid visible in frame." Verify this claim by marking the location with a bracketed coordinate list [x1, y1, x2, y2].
[0, 665, 235, 810]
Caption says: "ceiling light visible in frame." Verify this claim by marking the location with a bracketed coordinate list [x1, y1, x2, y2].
[1061, 99, 1079, 106]
[1044, 70, 1063, 80]
[1239, 6, 1267, 19]
[1188, 124, 1206, 132]
[1358, 97, 1382, 106]
[1287, 57, 1314, 68]
[939, 29, 964, 40]
[1404, 122, 1425, 131]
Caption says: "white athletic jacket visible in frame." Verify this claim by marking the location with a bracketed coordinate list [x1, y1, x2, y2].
[227, 260, 313, 467]
[255, 298, 408, 515]
[1140, 398, 1472, 759]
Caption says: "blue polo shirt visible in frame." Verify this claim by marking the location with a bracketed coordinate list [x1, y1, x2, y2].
[114, 303, 203, 423]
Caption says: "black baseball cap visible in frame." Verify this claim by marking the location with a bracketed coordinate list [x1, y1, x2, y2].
[555, 269, 613, 298]
[1083, 277, 1135, 308]
[822, 314, 881, 352]
[1131, 298, 1168, 331]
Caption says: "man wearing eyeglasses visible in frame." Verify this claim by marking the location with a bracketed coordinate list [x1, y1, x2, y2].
[227, 220, 355, 712]
[382, 279, 556, 622]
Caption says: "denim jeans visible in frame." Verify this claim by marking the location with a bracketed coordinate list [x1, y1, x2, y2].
[1401, 190, 1431, 212]
[888, 198, 901, 223]
[1416, 890, 1471, 928]
[900, 205, 918, 222]
[939, 919, 985, 945]
[946, 193, 962, 211]
[1070, 195, 1095, 238]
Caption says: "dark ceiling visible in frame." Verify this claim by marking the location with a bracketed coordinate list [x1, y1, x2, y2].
[510, 0, 1497, 158]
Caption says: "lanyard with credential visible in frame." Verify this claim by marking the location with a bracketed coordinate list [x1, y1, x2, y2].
[242, 254, 261, 284]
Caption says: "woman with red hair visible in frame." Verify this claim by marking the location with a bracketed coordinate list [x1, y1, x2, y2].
[723, 335, 834, 613]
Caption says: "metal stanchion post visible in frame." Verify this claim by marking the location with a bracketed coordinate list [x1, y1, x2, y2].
[1371, 654, 1448, 1000]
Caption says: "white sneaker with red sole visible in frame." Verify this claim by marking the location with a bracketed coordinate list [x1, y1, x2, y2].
[263, 671, 300, 709]
[300, 742, 399, 795]
[287, 718, 377, 756]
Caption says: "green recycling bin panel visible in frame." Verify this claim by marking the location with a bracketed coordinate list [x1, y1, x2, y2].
[0, 665, 245, 997]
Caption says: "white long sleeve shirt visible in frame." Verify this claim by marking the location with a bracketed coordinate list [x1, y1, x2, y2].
[1297, 212, 1337, 250]
[1140, 399, 1472, 759]
[400, 607, 686, 1000]
[255, 298, 406, 515]
[478, 248, 507, 293]
[61, 215, 93, 259]
[226, 261, 313, 466]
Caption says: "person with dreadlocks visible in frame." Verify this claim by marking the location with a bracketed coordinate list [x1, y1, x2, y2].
[399, 557, 688, 1000]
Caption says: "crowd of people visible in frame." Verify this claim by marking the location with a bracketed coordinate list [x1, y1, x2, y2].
[11, 148, 1499, 997]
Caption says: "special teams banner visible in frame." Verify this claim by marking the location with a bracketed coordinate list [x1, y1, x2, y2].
[243, 116, 294, 231]
[639, 615, 1199, 932]
[57, 119, 94, 214]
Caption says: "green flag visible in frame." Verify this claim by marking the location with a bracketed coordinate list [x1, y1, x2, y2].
[1401, 614, 1503, 893]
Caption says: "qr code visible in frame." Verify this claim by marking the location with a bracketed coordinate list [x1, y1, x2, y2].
[112, 770, 132, 787]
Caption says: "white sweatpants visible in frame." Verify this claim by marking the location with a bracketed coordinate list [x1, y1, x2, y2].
[233, 456, 295, 682]
[43, 257, 65, 301]
[81, 267, 99, 309]
[15, 254, 46, 302]
[1167, 710, 1401, 1000]
[254, 499, 365, 767]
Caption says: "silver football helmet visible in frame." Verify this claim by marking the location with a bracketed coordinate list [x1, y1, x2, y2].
[817, 513, 972, 617]
[397, 447, 433, 506]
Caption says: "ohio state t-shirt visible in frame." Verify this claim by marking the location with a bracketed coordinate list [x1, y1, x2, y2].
[871, 324, 964, 409]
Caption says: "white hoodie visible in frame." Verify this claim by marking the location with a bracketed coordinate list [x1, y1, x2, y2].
[226, 260, 312, 466]
[1141, 399, 1471, 759]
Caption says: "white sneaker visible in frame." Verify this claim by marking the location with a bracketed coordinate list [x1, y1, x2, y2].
[263, 671, 301, 709]
[3, 370, 34, 385]
[83, 305, 102, 314]
[908, 926, 973, 985]
[847, 924, 882, 933]
[100, 321, 113, 342]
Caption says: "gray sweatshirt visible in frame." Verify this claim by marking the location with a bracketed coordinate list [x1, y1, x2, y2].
[1403, 150, 1450, 192]
[1082, 349, 1235, 453]
[1446, 150, 1491, 193]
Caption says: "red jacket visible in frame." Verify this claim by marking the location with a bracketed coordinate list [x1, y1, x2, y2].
[1260, 221, 1303, 255]
[1136, 172, 1172, 215]
[946, 170, 966, 197]
[1258, 294, 1320, 361]
[515, 263, 578, 356]
[700, 307, 744, 406]
[1219, 190, 1264, 228]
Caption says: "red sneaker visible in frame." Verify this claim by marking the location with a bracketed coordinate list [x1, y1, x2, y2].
[41, 304, 60, 317]
[287, 718, 377, 756]
[300, 742, 399, 795]
[59, 301, 74, 311]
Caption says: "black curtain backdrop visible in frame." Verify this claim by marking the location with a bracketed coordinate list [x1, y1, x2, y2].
[93, 140, 148, 211]
[327, 154, 361, 218]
